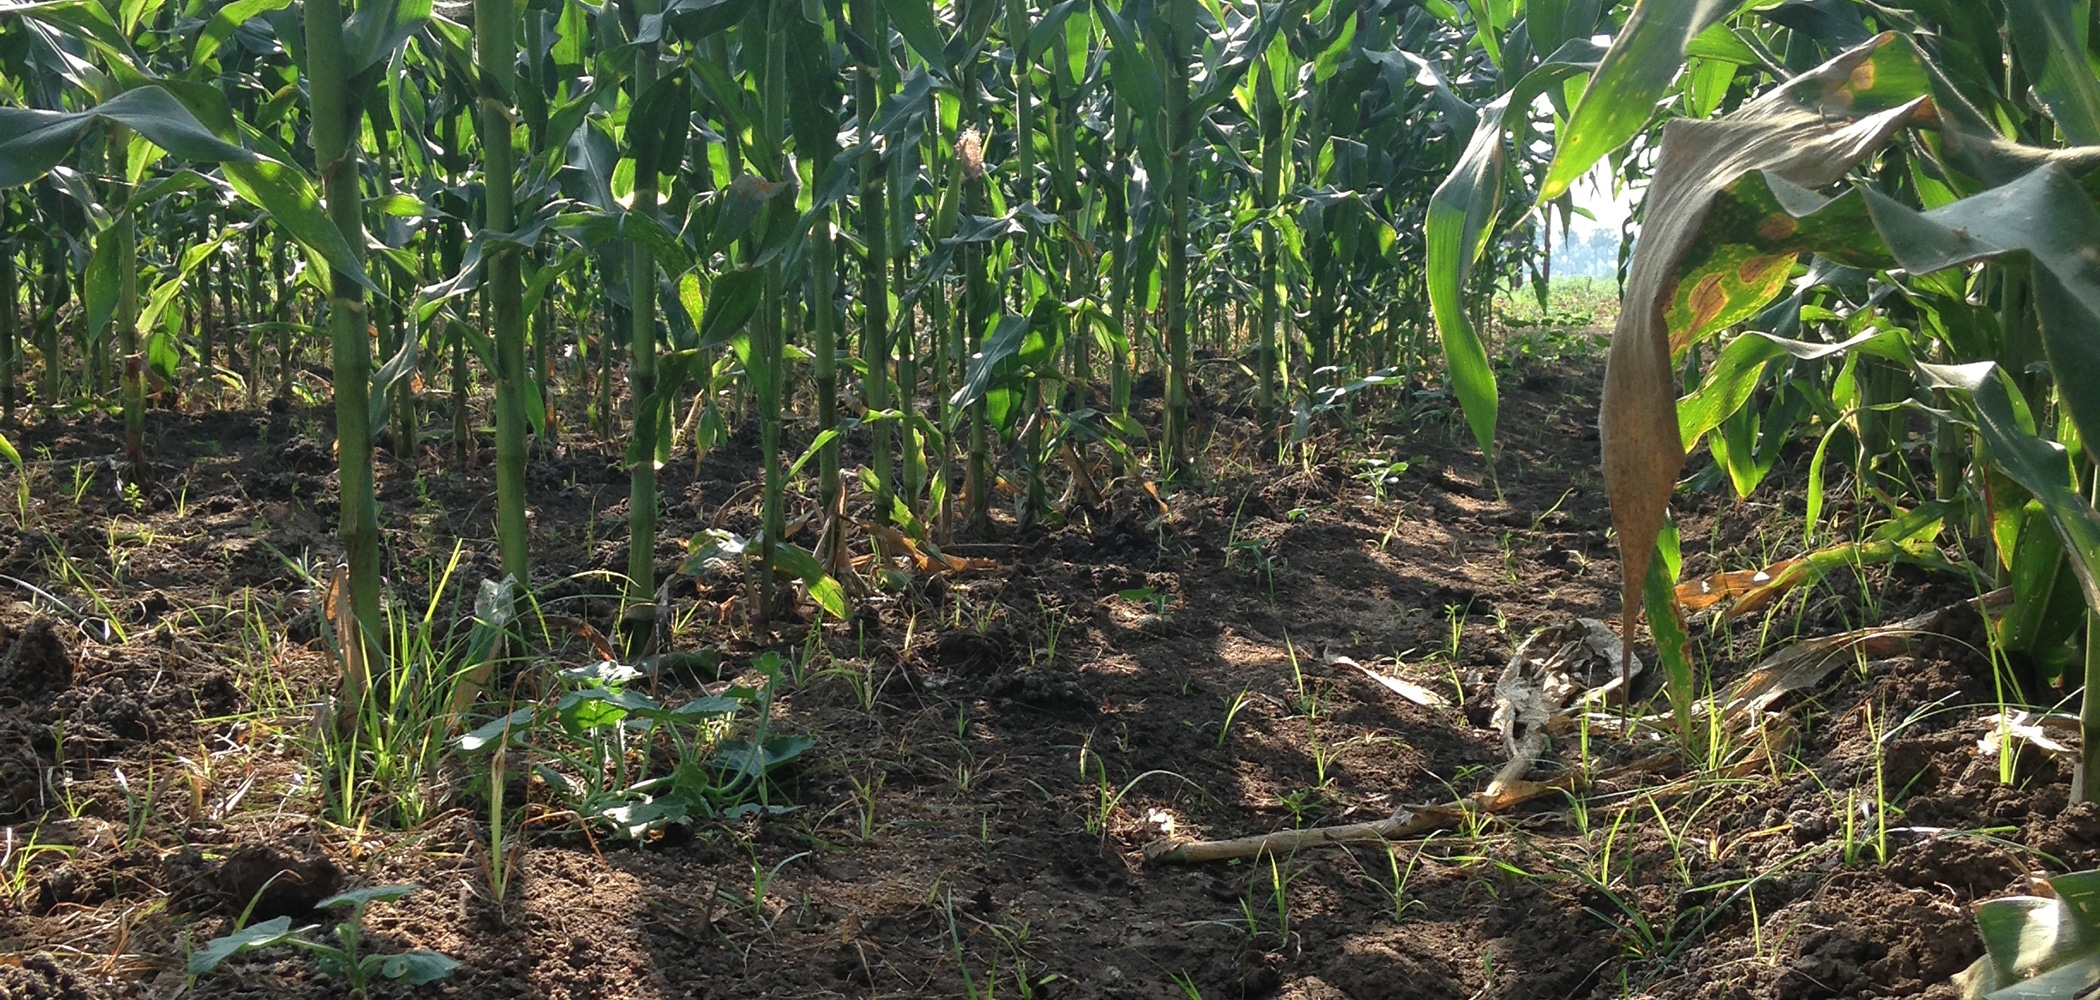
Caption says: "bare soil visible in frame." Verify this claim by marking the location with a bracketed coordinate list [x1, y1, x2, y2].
[0, 355, 2079, 1000]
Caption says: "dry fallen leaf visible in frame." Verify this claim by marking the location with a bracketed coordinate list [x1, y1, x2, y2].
[1335, 655, 1450, 708]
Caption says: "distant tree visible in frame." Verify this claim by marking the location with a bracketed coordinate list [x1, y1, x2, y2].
[1548, 227, 1623, 279]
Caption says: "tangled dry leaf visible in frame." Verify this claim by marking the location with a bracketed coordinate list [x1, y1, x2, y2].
[1490, 617, 1640, 793]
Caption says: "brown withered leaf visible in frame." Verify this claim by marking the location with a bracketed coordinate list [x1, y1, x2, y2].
[1602, 33, 1929, 666]
[1677, 560, 1804, 613]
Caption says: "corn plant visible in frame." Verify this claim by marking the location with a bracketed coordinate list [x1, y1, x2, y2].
[1426, 2, 2100, 771]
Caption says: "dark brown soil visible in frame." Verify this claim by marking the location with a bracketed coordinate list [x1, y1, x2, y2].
[0, 354, 2060, 999]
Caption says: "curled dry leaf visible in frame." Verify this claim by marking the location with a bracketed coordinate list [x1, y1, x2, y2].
[1602, 33, 1931, 667]
[864, 522, 997, 575]
[1677, 534, 1946, 619]
[1677, 562, 1803, 614]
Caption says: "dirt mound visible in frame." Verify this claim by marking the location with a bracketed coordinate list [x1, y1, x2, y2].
[0, 718, 50, 822]
[0, 955, 120, 1000]
[0, 619, 71, 703]
[166, 842, 346, 920]
[33, 847, 162, 914]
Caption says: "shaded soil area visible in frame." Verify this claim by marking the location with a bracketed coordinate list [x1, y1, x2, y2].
[0, 354, 2078, 999]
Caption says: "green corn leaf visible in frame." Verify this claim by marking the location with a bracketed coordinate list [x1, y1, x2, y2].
[523, 249, 588, 318]
[1424, 40, 1603, 467]
[697, 267, 764, 348]
[1189, 0, 1284, 119]
[0, 87, 248, 189]
[787, 428, 842, 479]
[342, 0, 433, 77]
[2003, 0, 2100, 143]
[627, 72, 694, 179]
[1677, 326, 1904, 449]
[662, 0, 759, 39]
[1023, 0, 1087, 61]
[83, 227, 120, 337]
[1643, 521, 1693, 739]
[869, 70, 941, 136]
[552, 0, 590, 67]
[1924, 362, 2100, 614]
[7, 0, 151, 94]
[763, 544, 848, 619]
[2053, 870, 2100, 933]
[190, 0, 294, 70]
[222, 157, 377, 294]
[950, 312, 1032, 411]
[1540, 0, 1740, 201]
[1093, 0, 1161, 122]
[1423, 93, 1507, 469]
[887, 0, 950, 70]
[368, 328, 419, 440]
[706, 174, 794, 256]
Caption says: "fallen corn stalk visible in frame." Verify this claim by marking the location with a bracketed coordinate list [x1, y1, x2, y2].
[1145, 753, 1673, 864]
[1149, 617, 1652, 865]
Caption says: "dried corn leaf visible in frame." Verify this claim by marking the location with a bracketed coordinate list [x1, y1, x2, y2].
[864, 522, 997, 575]
[1602, 33, 1930, 668]
[540, 613, 618, 663]
[1677, 536, 1944, 618]
[324, 563, 368, 735]
[1489, 618, 1640, 793]
[1977, 711, 2079, 759]
[1725, 633, 1903, 717]
[1678, 560, 1804, 612]
[1341, 658, 1450, 709]
[1141, 480, 1170, 516]
[1060, 441, 1105, 508]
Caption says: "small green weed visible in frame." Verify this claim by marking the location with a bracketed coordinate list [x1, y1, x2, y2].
[188, 884, 458, 991]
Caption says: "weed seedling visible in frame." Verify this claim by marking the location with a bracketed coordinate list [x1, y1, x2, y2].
[1283, 634, 1318, 717]
[1218, 686, 1253, 747]
[1382, 841, 1428, 923]
[1266, 854, 1295, 943]
[847, 769, 884, 841]
[2, 828, 76, 907]
[1075, 743, 1201, 839]
[188, 884, 458, 992]
[1118, 586, 1171, 621]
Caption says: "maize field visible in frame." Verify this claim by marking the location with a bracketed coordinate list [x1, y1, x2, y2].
[7, 0, 2100, 996]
